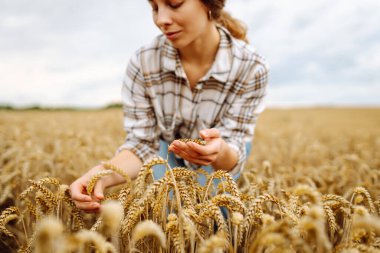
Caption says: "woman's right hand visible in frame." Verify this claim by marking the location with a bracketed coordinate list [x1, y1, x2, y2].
[69, 149, 142, 212]
[69, 165, 106, 212]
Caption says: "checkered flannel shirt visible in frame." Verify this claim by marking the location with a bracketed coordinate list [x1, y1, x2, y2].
[117, 26, 269, 175]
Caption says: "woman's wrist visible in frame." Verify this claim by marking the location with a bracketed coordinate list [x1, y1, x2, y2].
[86, 164, 125, 189]
[211, 139, 238, 171]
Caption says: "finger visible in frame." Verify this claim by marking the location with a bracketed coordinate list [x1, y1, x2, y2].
[171, 141, 202, 157]
[93, 181, 105, 200]
[183, 143, 204, 157]
[173, 148, 214, 166]
[172, 144, 204, 159]
[171, 140, 187, 149]
[187, 141, 218, 156]
[173, 144, 217, 162]
[74, 200, 101, 211]
[70, 183, 92, 202]
[200, 128, 220, 139]
[168, 144, 177, 153]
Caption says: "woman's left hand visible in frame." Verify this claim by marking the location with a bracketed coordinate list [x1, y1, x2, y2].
[168, 128, 224, 166]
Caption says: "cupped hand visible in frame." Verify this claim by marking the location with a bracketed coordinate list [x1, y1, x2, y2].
[69, 165, 106, 213]
[168, 128, 224, 166]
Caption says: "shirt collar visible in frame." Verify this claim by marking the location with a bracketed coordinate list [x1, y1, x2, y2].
[162, 38, 182, 75]
[161, 26, 233, 83]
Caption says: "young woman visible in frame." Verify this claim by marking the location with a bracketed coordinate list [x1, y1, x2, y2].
[70, 0, 269, 212]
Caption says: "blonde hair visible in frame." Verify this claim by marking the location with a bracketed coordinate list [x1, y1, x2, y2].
[202, 0, 249, 43]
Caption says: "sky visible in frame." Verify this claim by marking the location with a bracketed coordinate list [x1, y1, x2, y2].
[0, 0, 379, 108]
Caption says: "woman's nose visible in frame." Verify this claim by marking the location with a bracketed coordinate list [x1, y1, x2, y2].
[155, 7, 173, 28]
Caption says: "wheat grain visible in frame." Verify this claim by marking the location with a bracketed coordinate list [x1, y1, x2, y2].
[62, 190, 85, 231]
[198, 231, 228, 253]
[323, 204, 339, 240]
[121, 177, 169, 234]
[131, 220, 166, 250]
[1, 109, 380, 253]
[351, 187, 376, 214]
[0, 214, 18, 237]
[211, 194, 247, 214]
[231, 212, 244, 251]
[199, 202, 229, 239]
[133, 156, 166, 197]
[103, 192, 119, 201]
[99, 200, 124, 237]
[75, 229, 116, 253]
[101, 161, 132, 184]
[86, 170, 113, 195]
[166, 213, 182, 253]
[34, 216, 63, 253]
[117, 185, 131, 208]
[298, 206, 332, 253]
[293, 184, 322, 205]
[323, 194, 351, 207]
[176, 138, 207, 146]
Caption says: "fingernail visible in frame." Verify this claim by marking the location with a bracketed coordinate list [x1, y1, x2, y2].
[83, 196, 91, 201]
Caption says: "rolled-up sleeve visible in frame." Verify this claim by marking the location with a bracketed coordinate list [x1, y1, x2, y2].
[116, 50, 160, 162]
[217, 61, 269, 175]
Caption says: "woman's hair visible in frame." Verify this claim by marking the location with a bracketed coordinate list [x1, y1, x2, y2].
[201, 0, 249, 43]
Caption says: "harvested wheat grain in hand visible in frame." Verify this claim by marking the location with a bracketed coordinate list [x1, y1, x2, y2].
[175, 138, 207, 146]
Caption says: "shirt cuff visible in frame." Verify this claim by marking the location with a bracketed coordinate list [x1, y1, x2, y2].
[224, 139, 247, 176]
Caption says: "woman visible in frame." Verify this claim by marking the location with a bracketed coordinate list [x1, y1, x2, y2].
[70, 0, 269, 212]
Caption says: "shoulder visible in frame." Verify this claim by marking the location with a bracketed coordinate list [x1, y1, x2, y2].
[218, 26, 269, 80]
[232, 38, 269, 76]
[217, 27, 269, 94]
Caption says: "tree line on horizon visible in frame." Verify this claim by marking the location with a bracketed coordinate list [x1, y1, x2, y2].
[0, 102, 123, 111]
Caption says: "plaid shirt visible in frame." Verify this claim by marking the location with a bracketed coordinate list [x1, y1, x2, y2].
[118, 26, 269, 175]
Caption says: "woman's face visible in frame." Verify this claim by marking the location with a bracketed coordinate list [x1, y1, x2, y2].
[148, 0, 210, 49]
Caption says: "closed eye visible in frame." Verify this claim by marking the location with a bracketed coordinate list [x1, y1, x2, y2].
[148, 0, 184, 13]
[169, 1, 183, 9]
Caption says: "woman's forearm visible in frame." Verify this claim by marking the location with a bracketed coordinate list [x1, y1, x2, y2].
[90, 149, 143, 188]
[211, 140, 239, 172]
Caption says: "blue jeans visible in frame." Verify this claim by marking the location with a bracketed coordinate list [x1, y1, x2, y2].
[153, 139, 251, 219]
[153, 139, 251, 188]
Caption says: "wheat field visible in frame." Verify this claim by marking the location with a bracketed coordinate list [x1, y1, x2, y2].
[0, 108, 379, 252]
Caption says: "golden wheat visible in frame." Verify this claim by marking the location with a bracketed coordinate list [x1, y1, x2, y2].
[0, 108, 379, 253]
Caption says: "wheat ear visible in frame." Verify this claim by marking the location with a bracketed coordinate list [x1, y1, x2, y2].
[86, 170, 113, 195]
[131, 220, 166, 251]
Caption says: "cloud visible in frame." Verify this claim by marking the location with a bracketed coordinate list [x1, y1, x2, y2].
[267, 82, 380, 107]
[0, 57, 122, 107]
[226, 0, 380, 91]
[0, 0, 159, 107]
[0, 0, 379, 107]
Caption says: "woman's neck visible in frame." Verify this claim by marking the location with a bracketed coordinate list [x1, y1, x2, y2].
[178, 24, 220, 67]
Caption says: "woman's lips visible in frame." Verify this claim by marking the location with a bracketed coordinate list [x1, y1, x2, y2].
[165, 31, 181, 40]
